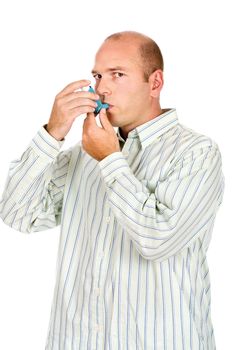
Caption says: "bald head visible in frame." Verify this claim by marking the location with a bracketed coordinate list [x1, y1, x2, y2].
[104, 31, 164, 81]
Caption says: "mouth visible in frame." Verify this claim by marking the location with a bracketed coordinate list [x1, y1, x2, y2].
[106, 104, 114, 110]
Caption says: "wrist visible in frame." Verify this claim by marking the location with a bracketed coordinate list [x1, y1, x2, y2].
[44, 124, 65, 141]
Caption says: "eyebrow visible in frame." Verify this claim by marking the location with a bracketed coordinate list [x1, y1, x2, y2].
[91, 66, 128, 75]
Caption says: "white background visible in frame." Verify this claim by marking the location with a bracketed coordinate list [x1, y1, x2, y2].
[0, 0, 232, 349]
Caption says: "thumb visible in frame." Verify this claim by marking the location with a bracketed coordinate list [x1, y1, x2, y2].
[99, 108, 112, 130]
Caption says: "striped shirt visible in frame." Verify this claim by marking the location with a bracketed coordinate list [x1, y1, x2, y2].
[0, 108, 224, 349]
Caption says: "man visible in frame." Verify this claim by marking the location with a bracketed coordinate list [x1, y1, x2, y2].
[0, 31, 224, 349]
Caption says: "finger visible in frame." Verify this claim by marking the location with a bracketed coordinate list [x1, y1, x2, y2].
[58, 91, 100, 105]
[75, 91, 100, 100]
[84, 112, 97, 126]
[59, 79, 91, 97]
[83, 112, 98, 130]
[99, 109, 112, 131]
[66, 98, 98, 110]
[70, 106, 96, 118]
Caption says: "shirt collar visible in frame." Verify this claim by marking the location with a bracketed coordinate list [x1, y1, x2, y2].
[116, 108, 178, 149]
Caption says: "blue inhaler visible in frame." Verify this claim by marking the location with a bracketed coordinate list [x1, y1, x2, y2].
[88, 86, 109, 115]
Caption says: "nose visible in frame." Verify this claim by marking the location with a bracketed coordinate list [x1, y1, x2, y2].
[95, 78, 111, 98]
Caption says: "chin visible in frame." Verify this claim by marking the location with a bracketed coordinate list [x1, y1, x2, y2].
[106, 111, 116, 124]
[106, 110, 126, 128]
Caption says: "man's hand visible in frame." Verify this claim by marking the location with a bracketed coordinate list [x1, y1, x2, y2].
[46, 80, 99, 141]
[82, 109, 120, 161]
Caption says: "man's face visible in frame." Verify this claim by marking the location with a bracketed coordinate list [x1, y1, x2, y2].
[91, 39, 152, 130]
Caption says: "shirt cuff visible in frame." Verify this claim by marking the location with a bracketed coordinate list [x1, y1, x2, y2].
[99, 151, 132, 184]
[31, 125, 65, 161]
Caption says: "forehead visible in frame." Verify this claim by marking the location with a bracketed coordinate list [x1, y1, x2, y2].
[93, 40, 142, 71]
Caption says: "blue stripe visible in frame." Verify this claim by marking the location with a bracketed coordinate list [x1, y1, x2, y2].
[126, 241, 132, 350]
[38, 130, 60, 151]
[160, 262, 167, 350]
[168, 259, 176, 350]
[32, 138, 55, 159]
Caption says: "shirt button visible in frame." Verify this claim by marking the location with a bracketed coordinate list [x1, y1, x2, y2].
[94, 287, 100, 296]
[106, 216, 111, 223]
[93, 324, 102, 332]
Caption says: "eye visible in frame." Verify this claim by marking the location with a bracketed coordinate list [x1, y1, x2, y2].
[114, 72, 124, 78]
[93, 74, 102, 80]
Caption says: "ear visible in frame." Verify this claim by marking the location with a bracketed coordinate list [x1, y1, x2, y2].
[148, 69, 164, 98]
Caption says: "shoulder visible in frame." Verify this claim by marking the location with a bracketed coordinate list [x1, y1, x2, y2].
[169, 123, 222, 169]
[176, 123, 220, 153]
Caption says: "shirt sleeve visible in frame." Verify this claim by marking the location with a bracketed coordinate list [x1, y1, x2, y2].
[99, 142, 225, 262]
[0, 126, 74, 233]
